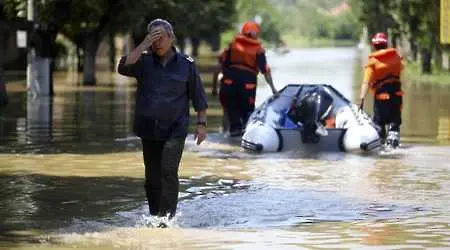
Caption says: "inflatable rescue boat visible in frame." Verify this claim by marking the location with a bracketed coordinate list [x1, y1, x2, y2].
[241, 84, 382, 153]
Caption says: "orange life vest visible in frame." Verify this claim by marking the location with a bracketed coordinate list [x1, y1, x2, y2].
[364, 49, 402, 90]
[364, 48, 403, 100]
[223, 34, 264, 75]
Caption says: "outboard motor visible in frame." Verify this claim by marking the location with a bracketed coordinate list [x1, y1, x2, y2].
[288, 87, 333, 143]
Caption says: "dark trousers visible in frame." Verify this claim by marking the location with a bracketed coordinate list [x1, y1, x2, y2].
[219, 81, 256, 136]
[141, 137, 185, 218]
[373, 96, 402, 139]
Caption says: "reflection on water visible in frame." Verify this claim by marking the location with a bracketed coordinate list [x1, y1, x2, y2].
[177, 188, 420, 229]
[1, 49, 447, 156]
[1, 48, 450, 249]
[402, 83, 450, 144]
[0, 173, 251, 234]
[0, 86, 138, 154]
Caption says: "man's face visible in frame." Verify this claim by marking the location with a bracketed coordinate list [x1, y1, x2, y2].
[151, 26, 173, 56]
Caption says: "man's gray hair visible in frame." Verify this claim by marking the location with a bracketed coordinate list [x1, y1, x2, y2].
[147, 18, 175, 39]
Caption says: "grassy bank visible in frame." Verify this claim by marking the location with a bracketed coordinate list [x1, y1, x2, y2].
[403, 62, 450, 85]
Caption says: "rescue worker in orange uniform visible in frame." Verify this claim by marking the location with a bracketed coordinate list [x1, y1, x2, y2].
[359, 32, 404, 148]
[212, 21, 279, 137]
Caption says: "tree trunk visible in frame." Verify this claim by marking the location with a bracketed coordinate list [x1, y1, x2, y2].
[209, 33, 221, 52]
[391, 32, 399, 49]
[177, 34, 186, 53]
[442, 46, 450, 70]
[434, 45, 442, 70]
[77, 45, 83, 73]
[421, 48, 432, 74]
[49, 25, 58, 97]
[109, 31, 115, 72]
[83, 35, 99, 86]
[410, 39, 418, 62]
[0, 25, 7, 106]
[30, 26, 54, 97]
[191, 37, 200, 58]
[374, 3, 386, 34]
[0, 66, 7, 106]
[49, 57, 54, 96]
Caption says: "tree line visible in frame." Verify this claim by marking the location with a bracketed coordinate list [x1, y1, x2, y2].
[277, 0, 443, 74]
[349, 0, 441, 74]
[284, 0, 360, 42]
[4, 0, 442, 86]
[2, 0, 236, 85]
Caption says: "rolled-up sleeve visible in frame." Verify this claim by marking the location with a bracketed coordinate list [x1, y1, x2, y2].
[363, 61, 375, 84]
[117, 56, 142, 78]
[188, 63, 208, 112]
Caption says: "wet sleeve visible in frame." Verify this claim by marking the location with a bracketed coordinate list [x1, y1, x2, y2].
[256, 50, 270, 74]
[117, 56, 143, 78]
[188, 63, 208, 112]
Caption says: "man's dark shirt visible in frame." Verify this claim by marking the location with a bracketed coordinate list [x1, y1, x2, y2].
[118, 48, 208, 140]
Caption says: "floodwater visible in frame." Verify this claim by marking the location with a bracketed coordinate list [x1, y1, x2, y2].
[1, 47, 450, 250]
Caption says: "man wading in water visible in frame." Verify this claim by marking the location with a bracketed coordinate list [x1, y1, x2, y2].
[118, 19, 208, 227]
[359, 32, 403, 149]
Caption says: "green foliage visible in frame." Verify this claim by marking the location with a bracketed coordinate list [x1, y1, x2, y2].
[3, 0, 155, 44]
[281, 0, 360, 43]
[190, 0, 236, 38]
[220, 29, 236, 48]
[128, 0, 236, 48]
[54, 40, 67, 57]
[351, 0, 441, 73]
[2, 0, 237, 84]
[330, 11, 360, 40]
[233, 0, 289, 44]
[351, 0, 439, 48]
[3, 0, 236, 44]
[234, 0, 361, 45]
[2, 0, 27, 19]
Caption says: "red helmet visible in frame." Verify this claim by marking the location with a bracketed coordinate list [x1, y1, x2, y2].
[241, 21, 260, 38]
[371, 32, 388, 46]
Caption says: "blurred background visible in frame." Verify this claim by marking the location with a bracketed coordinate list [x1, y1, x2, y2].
[1, 0, 448, 145]
[0, 0, 446, 88]
[1, 1, 450, 249]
